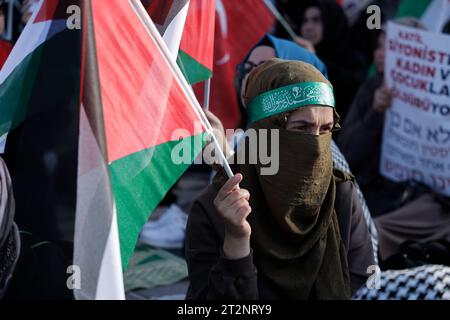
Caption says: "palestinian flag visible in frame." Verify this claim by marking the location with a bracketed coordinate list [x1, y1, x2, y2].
[142, 0, 190, 59]
[177, 0, 215, 84]
[1, 0, 209, 299]
[396, 0, 450, 33]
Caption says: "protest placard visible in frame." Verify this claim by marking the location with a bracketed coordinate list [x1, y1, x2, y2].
[381, 22, 450, 196]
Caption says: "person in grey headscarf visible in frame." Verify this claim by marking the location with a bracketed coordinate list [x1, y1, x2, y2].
[0, 156, 19, 299]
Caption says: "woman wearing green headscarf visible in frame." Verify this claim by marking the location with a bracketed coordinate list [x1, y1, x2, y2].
[186, 59, 375, 300]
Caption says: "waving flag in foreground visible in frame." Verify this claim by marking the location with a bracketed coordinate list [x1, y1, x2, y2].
[0, 0, 212, 299]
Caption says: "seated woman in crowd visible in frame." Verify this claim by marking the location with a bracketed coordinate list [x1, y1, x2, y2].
[275, 0, 367, 122]
[0, 157, 19, 299]
[185, 59, 375, 300]
[337, 18, 450, 262]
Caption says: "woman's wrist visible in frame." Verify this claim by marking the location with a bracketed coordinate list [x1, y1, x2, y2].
[223, 234, 251, 260]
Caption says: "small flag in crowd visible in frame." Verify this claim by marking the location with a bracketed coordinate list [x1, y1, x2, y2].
[177, 0, 215, 84]
[143, 0, 190, 59]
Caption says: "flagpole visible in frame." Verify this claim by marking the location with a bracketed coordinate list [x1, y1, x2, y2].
[262, 0, 298, 41]
[130, 0, 235, 179]
[203, 78, 211, 111]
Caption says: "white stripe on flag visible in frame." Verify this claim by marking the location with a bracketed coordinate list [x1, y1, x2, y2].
[95, 204, 125, 300]
[161, 0, 190, 61]
[74, 106, 124, 300]
[0, 0, 67, 85]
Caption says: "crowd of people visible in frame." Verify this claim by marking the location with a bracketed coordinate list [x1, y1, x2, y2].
[183, 0, 450, 299]
[0, 0, 449, 300]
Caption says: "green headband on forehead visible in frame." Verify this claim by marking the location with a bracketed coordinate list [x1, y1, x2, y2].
[247, 82, 335, 124]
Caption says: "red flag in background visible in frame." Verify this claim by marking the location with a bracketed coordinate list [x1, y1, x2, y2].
[195, 0, 274, 129]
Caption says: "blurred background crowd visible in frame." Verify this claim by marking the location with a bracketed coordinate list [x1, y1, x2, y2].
[0, 0, 449, 300]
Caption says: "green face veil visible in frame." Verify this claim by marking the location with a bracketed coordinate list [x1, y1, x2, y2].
[216, 58, 351, 299]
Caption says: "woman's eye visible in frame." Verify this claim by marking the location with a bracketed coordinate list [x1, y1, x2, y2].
[320, 126, 333, 134]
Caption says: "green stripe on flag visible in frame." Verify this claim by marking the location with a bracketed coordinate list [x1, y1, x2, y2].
[177, 50, 212, 85]
[395, 0, 432, 18]
[110, 132, 207, 269]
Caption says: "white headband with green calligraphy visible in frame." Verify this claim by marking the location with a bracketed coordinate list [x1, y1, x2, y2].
[247, 82, 335, 124]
